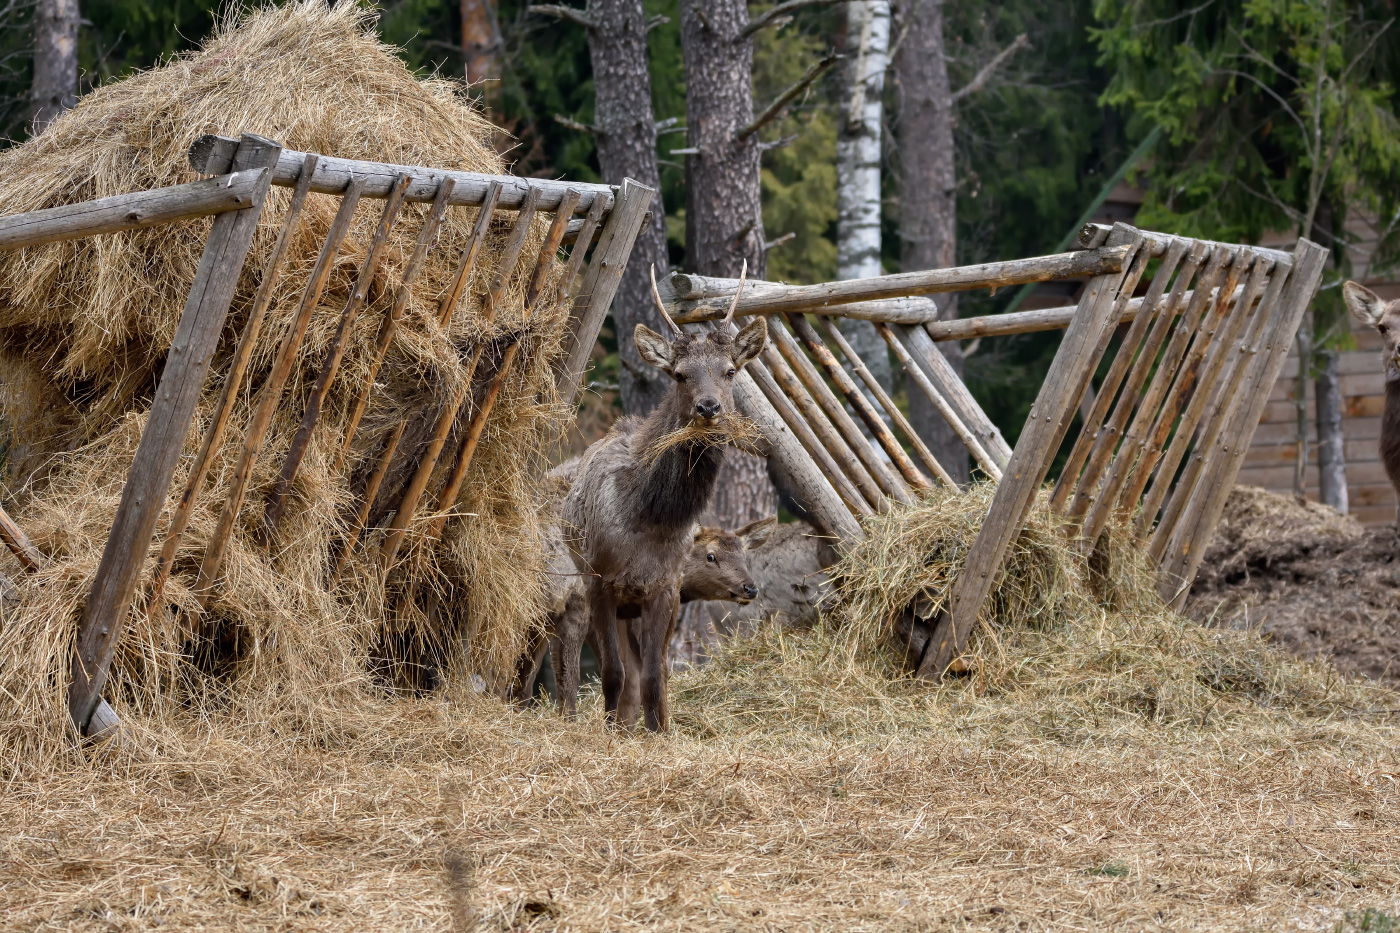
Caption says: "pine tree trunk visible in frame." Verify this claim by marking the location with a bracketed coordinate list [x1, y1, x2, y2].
[587, 0, 672, 416]
[460, 0, 501, 86]
[835, 0, 893, 394]
[673, 0, 778, 664]
[30, 0, 79, 135]
[894, 0, 969, 482]
[1315, 347, 1348, 513]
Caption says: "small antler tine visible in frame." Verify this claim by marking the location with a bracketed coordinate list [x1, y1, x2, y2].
[649, 264, 684, 337]
[722, 258, 748, 326]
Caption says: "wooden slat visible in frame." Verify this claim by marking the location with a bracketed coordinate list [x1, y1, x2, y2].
[68, 135, 281, 735]
[558, 195, 607, 296]
[893, 323, 1013, 469]
[0, 501, 42, 572]
[337, 175, 457, 470]
[379, 186, 543, 569]
[261, 174, 414, 540]
[917, 225, 1147, 680]
[148, 153, 320, 609]
[190, 134, 612, 214]
[193, 175, 368, 608]
[0, 170, 263, 252]
[437, 182, 504, 328]
[333, 420, 407, 577]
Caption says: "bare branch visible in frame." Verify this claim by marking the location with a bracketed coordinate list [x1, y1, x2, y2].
[764, 232, 796, 251]
[554, 114, 599, 135]
[760, 133, 800, 152]
[951, 33, 1030, 103]
[741, 0, 846, 38]
[528, 4, 595, 29]
[737, 53, 840, 140]
[646, 14, 670, 32]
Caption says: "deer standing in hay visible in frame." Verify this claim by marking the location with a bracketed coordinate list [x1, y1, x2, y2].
[561, 263, 767, 731]
[1344, 281, 1400, 524]
[511, 511, 776, 715]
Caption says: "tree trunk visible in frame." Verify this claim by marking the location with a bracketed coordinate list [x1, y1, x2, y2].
[674, 0, 778, 664]
[461, 0, 501, 87]
[1315, 346, 1348, 513]
[894, 0, 969, 483]
[30, 0, 79, 135]
[587, 0, 672, 416]
[835, 0, 894, 395]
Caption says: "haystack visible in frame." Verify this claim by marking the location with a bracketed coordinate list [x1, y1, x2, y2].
[0, 2, 569, 763]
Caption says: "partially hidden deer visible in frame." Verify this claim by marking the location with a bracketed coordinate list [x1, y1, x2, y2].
[510, 506, 776, 715]
[561, 263, 767, 731]
[1343, 281, 1400, 524]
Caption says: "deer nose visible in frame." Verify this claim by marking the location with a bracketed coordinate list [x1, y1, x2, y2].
[743, 583, 758, 600]
[695, 397, 721, 419]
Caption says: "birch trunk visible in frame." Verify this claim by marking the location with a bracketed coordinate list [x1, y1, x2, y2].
[835, 0, 893, 395]
[1315, 346, 1348, 513]
[587, 0, 672, 416]
[30, 0, 79, 134]
[894, 0, 969, 482]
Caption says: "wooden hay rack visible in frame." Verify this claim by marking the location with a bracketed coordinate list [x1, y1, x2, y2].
[0, 133, 652, 739]
[658, 222, 1328, 679]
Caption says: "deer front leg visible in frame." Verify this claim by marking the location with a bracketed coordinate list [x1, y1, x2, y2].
[638, 583, 681, 733]
[508, 621, 550, 708]
[552, 590, 588, 718]
[616, 617, 644, 730]
[588, 580, 625, 720]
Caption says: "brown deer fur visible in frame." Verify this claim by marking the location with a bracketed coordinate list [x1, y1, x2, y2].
[1343, 281, 1400, 524]
[562, 318, 768, 730]
[512, 515, 776, 715]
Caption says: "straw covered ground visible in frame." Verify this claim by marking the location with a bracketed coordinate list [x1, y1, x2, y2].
[3, 487, 1397, 931]
[0, 2, 574, 759]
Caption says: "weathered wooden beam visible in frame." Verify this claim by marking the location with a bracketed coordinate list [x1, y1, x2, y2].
[194, 176, 368, 610]
[148, 154, 321, 610]
[665, 246, 1130, 320]
[262, 174, 414, 541]
[1075, 222, 1293, 266]
[559, 195, 607, 295]
[0, 170, 263, 252]
[917, 225, 1147, 681]
[0, 500, 42, 572]
[661, 272, 942, 325]
[334, 420, 407, 578]
[556, 178, 656, 407]
[68, 134, 282, 736]
[189, 134, 611, 214]
[892, 323, 1013, 469]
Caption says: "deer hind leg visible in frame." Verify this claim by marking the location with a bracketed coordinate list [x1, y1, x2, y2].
[638, 584, 681, 733]
[588, 580, 625, 721]
[508, 621, 550, 708]
[616, 617, 644, 730]
[552, 590, 588, 719]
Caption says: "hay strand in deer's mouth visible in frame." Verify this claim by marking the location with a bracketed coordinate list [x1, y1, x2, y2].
[641, 413, 764, 464]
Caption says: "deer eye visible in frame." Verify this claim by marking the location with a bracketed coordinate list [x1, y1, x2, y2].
[725, 368, 736, 378]
[674, 371, 687, 383]
[1380, 324, 1389, 334]
[706, 553, 716, 563]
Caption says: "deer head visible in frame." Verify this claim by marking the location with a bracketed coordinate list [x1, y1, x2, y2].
[1344, 281, 1400, 374]
[635, 262, 767, 425]
[681, 517, 777, 604]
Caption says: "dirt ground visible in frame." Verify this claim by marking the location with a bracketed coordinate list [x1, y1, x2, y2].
[1189, 486, 1400, 686]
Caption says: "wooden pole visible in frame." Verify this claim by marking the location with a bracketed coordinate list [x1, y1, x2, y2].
[193, 176, 368, 609]
[378, 187, 546, 568]
[68, 134, 281, 735]
[337, 176, 458, 470]
[189, 133, 613, 214]
[437, 181, 504, 328]
[147, 153, 320, 609]
[916, 225, 1146, 681]
[891, 323, 1013, 469]
[333, 420, 408, 577]
[558, 195, 607, 297]
[0, 501, 42, 572]
[1075, 222, 1293, 266]
[0, 170, 265, 253]
[261, 174, 414, 540]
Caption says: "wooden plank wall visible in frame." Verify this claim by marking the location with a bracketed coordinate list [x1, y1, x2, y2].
[1238, 281, 1398, 526]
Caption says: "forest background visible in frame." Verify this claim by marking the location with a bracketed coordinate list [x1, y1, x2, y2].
[1, 0, 1398, 521]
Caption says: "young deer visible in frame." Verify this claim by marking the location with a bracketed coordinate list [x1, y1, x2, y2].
[511, 516, 777, 715]
[1343, 281, 1400, 524]
[562, 264, 767, 731]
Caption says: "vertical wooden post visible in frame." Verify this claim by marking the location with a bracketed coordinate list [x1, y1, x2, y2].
[68, 134, 281, 735]
[916, 225, 1146, 680]
[555, 178, 655, 408]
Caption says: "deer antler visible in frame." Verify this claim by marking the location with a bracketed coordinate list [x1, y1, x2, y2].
[721, 258, 748, 327]
[649, 264, 684, 337]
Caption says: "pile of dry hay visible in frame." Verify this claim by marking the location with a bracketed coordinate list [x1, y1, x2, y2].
[0, 2, 569, 760]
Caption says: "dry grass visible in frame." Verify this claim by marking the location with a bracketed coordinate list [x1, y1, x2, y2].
[0, 2, 570, 763]
[3, 489, 1398, 931]
[641, 413, 764, 465]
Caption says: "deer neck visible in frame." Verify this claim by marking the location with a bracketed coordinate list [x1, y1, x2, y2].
[628, 393, 724, 530]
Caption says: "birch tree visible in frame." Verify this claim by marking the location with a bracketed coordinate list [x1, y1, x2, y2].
[29, 0, 77, 133]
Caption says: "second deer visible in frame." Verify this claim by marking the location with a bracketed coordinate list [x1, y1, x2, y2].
[1344, 281, 1400, 524]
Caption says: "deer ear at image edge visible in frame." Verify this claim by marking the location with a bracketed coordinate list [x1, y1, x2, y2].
[1343, 280, 1387, 327]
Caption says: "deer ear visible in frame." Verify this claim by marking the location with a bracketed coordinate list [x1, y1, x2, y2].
[634, 324, 676, 371]
[731, 317, 768, 370]
[735, 516, 777, 551]
[1344, 281, 1387, 327]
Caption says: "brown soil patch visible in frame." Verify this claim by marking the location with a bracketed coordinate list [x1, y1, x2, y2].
[1188, 485, 1400, 685]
